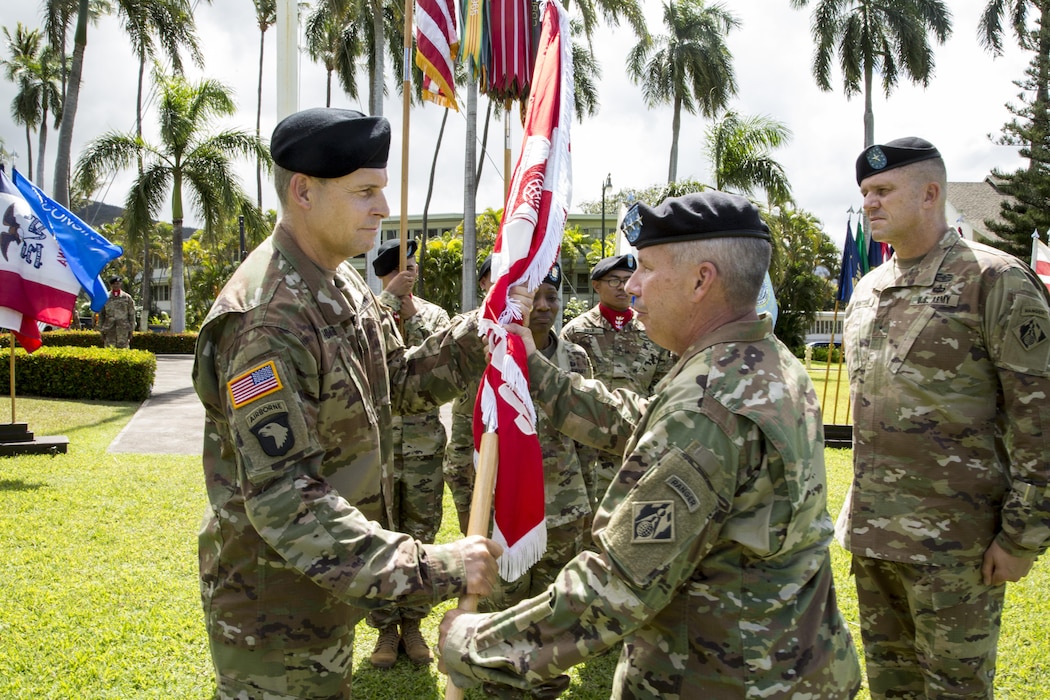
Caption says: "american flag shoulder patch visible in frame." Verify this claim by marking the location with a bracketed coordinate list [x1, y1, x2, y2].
[228, 360, 283, 409]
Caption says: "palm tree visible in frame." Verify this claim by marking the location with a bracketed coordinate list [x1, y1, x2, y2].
[704, 109, 793, 206]
[1, 23, 64, 186]
[304, 0, 364, 107]
[74, 72, 271, 333]
[626, 0, 739, 183]
[51, 0, 89, 205]
[254, 0, 277, 208]
[788, 0, 952, 147]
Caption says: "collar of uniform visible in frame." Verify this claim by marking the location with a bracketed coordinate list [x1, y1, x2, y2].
[272, 223, 355, 327]
[875, 227, 958, 292]
[677, 315, 774, 368]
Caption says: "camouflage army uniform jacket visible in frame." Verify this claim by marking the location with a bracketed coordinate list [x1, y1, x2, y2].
[444, 316, 861, 699]
[99, 290, 136, 333]
[193, 225, 487, 650]
[536, 332, 593, 528]
[378, 292, 451, 462]
[560, 304, 673, 394]
[840, 228, 1050, 565]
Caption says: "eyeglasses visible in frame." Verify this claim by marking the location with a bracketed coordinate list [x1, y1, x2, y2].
[600, 277, 631, 289]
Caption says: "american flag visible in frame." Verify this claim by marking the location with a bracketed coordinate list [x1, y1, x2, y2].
[228, 361, 281, 408]
[1033, 234, 1050, 294]
[415, 0, 459, 110]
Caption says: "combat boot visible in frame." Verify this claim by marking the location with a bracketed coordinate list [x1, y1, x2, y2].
[400, 617, 433, 665]
[369, 624, 400, 668]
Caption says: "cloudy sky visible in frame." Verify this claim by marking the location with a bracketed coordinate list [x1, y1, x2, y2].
[0, 1, 1031, 248]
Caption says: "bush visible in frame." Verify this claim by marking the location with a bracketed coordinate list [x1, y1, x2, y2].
[0, 347, 156, 401]
[39, 329, 198, 354]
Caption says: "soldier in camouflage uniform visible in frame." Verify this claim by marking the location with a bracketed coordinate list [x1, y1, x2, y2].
[841, 138, 1050, 699]
[561, 254, 674, 510]
[99, 276, 135, 348]
[367, 238, 452, 667]
[192, 108, 516, 700]
[444, 255, 493, 535]
[439, 191, 861, 699]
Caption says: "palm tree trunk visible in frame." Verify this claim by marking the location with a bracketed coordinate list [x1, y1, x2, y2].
[53, 0, 88, 206]
[24, 125, 33, 181]
[420, 109, 449, 296]
[137, 53, 151, 331]
[863, 63, 874, 148]
[369, 0, 384, 116]
[475, 99, 492, 184]
[256, 25, 266, 209]
[171, 173, 186, 333]
[668, 96, 682, 183]
[36, 114, 47, 185]
[462, 81, 478, 311]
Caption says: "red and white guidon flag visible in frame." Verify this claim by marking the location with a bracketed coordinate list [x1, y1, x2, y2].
[473, 0, 573, 581]
[415, 0, 458, 110]
[1033, 236, 1050, 294]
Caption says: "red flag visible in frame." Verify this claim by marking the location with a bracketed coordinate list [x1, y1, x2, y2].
[0, 169, 81, 351]
[415, 0, 459, 110]
[486, 0, 534, 99]
[473, 0, 573, 581]
[1032, 235, 1050, 294]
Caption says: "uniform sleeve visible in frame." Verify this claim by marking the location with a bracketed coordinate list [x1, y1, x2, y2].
[216, 324, 469, 606]
[984, 268, 1050, 556]
[527, 350, 649, 456]
[442, 403, 737, 690]
[387, 308, 488, 417]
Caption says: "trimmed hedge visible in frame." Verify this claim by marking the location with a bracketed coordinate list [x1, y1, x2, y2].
[39, 329, 198, 354]
[0, 346, 157, 401]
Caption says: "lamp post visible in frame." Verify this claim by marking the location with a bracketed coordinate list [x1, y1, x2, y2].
[600, 173, 612, 255]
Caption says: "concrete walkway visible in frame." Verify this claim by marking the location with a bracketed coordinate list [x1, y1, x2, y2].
[108, 354, 204, 455]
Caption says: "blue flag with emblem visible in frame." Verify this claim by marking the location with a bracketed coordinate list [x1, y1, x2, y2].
[837, 219, 861, 303]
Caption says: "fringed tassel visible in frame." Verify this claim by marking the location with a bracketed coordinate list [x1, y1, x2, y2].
[493, 518, 548, 582]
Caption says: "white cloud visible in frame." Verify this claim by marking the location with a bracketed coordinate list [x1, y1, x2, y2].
[0, 1, 1031, 248]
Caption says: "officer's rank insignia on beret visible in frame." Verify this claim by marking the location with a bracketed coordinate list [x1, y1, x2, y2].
[228, 360, 283, 409]
[632, 501, 674, 543]
[621, 202, 642, 244]
[866, 146, 888, 171]
[1016, 316, 1048, 351]
[246, 400, 295, 457]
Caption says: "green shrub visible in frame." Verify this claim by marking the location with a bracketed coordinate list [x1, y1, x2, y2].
[0, 347, 156, 401]
[39, 330, 198, 354]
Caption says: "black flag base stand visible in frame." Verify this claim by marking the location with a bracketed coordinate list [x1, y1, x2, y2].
[0, 422, 68, 457]
[823, 424, 853, 449]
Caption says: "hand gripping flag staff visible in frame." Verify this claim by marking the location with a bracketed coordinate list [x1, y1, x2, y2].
[446, 1, 572, 697]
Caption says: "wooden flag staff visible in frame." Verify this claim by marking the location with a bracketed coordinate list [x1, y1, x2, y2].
[444, 431, 499, 700]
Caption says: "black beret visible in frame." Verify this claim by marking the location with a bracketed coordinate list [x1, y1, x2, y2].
[478, 254, 492, 280]
[109, 276, 122, 284]
[622, 191, 770, 249]
[271, 108, 391, 178]
[541, 262, 562, 289]
[590, 254, 636, 280]
[372, 238, 418, 276]
[856, 137, 941, 185]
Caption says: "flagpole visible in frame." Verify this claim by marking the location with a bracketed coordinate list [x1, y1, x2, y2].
[8, 333, 15, 424]
[444, 432, 499, 700]
[399, 0, 413, 277]
[504, 100, 512, 199]
[821, 301, 839, 410]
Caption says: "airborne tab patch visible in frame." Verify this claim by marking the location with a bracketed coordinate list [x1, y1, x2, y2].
[631, 501, 675, 543]
[228, 360, 283, 409]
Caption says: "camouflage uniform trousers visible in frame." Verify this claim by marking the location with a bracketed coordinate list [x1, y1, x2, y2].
[443, 391, 476, 534]
[209, 631, 354, 700]
[853, 555, 1004, 699]
[101, 320, 133, 349]
[368, 412, 447, 628]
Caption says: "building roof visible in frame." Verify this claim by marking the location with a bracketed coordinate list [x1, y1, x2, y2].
[946, 178, 1011, 243]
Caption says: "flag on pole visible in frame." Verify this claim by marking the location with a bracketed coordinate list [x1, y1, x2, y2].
[0, 169, 83, 351]
[416, 0, 459, 110]
[473, 0, 573, 581]
[459, 0, 486, 78]
[1032, 231, 1050, 294]
[837, 219, 861, 303]
[13, 168, 122, 313]
[855, 217, 870, 275]
[485, 0, 535, 100]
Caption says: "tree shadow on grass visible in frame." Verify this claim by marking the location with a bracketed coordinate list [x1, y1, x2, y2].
[0, 478, 44, 492]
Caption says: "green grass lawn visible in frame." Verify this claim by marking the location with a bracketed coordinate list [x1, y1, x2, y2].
[1, 396, 1047, 699]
